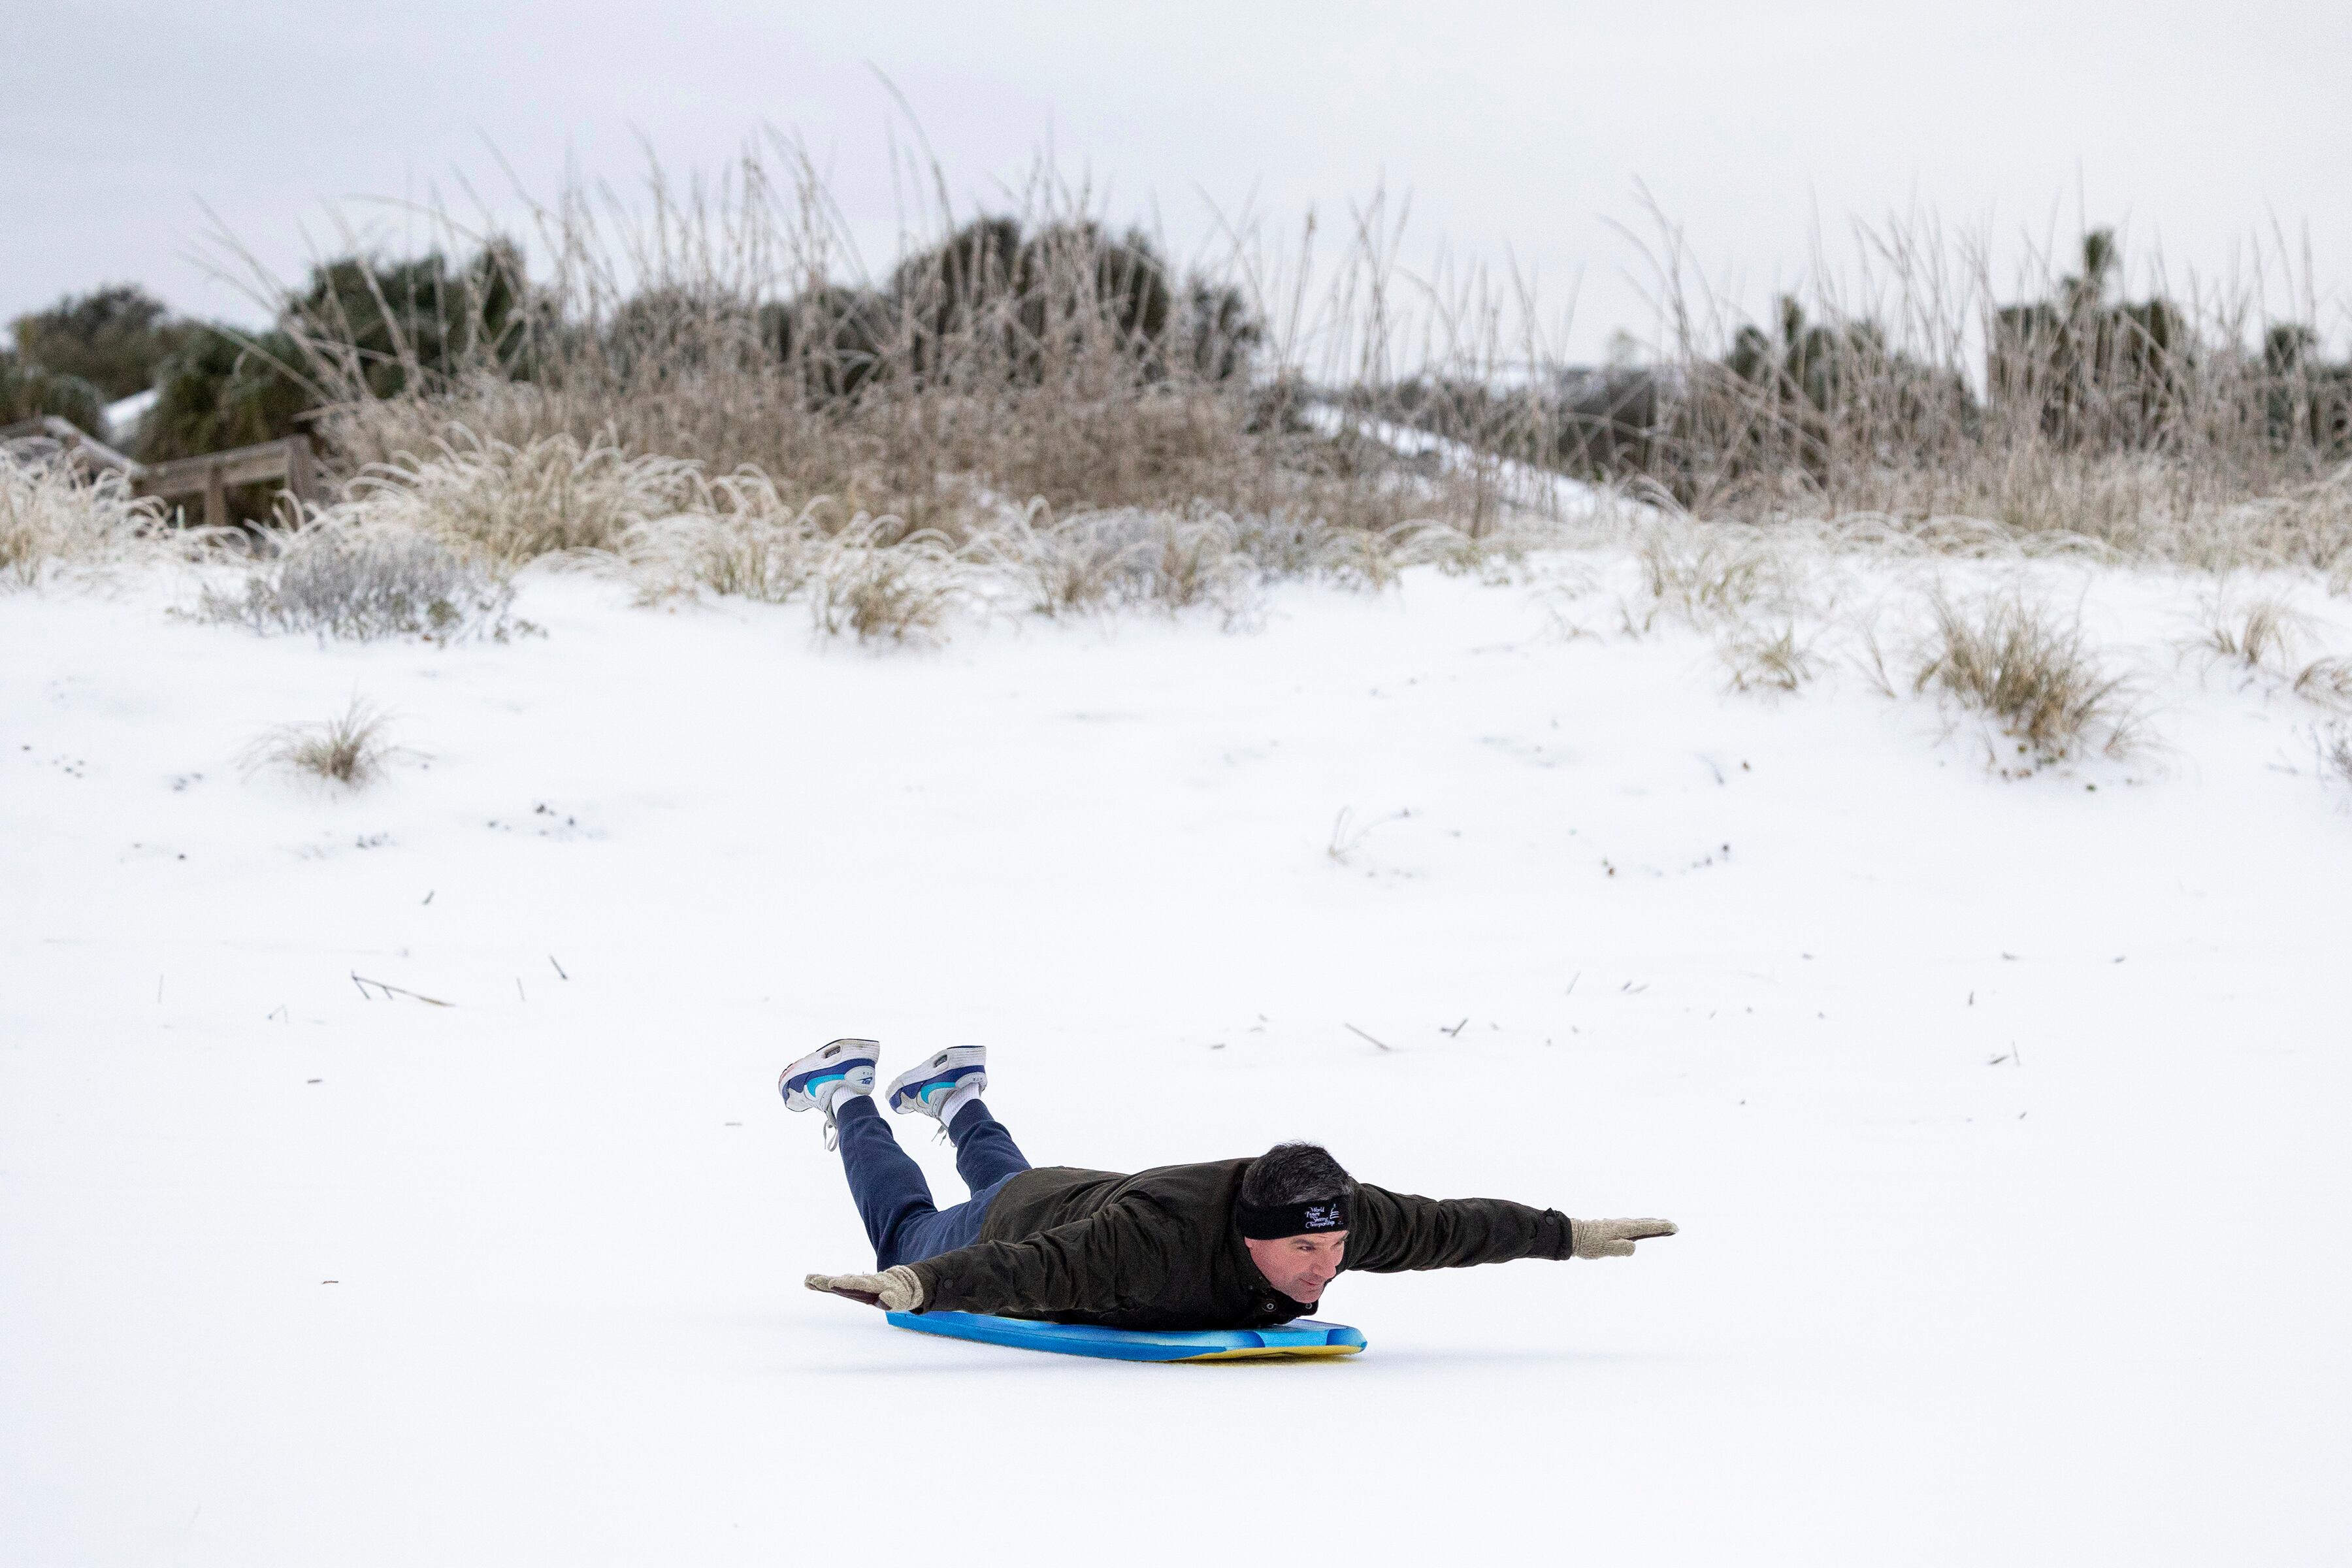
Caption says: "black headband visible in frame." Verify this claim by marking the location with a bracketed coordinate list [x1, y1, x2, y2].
[1236, 1194, 1352, 1240]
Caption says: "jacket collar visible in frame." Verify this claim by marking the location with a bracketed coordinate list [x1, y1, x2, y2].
[1229, 1220, 1317, 1312]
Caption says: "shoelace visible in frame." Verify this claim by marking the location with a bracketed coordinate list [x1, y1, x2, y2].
[921, 1079, 972, 1141]
[819, 1081, 872, 1149]
[817, 1085, 950, 1147]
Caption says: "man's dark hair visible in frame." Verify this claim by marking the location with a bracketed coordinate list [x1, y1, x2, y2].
[1240, 1142, 1354, 1207]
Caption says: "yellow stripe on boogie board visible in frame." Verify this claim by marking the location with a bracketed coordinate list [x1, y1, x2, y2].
[1176, 1342, 1367, 1361]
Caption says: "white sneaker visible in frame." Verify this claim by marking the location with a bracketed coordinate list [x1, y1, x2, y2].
[779, 1038, 879, 1147]
[884, 1045, 987, 1127]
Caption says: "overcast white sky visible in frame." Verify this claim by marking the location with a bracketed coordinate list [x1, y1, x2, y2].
[6, 0, 2347, 359]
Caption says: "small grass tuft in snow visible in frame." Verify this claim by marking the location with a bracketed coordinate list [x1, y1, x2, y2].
[619, 478, 831, 606]
[1720, 622, 1816, 694]
[972, 502, 1263, 621]
[244, 698, 399, 789]
[1914, 593, 2132, 762]
[807, 517, 968, 644]
[964, 504, 1239, 618]
[1311, 521, 1423, 593]
[1638, 527, 1771, 623]
[1129, 507, 1258, 616]
[968, 503, 1152, 617]
[1326, 806, 1407, 866]
[1635, 523, 1815, 632]
[2291, 656, 2352, 711]
[2197, 593, 2310, 672]
[2313, 721, 2352, 796]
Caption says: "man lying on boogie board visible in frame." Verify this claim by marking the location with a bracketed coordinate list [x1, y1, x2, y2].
[785, 1039, 1676, 1329]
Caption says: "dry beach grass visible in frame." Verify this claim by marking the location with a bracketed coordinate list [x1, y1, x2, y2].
[1, 450, 173, 588]
[241, 697, 399, 789]
[1912, 593, 2135, 762]
[10, 148, 2352, 776]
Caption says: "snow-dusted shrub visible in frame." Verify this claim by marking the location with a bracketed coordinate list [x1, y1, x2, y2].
[344, 429, 703, 564]
[1914, 593, 2132, 761]
[0, 450, 169, 588]
[199, 519, 514, 640]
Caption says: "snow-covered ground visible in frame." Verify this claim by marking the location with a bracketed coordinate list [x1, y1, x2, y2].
[4, 555, 2348, 1565]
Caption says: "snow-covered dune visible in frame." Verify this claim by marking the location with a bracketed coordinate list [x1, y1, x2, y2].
[3, 557, 2347, 1565]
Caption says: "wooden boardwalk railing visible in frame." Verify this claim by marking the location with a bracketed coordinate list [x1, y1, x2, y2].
[0, 415, 321, 526]
[131, 438, 319, 526]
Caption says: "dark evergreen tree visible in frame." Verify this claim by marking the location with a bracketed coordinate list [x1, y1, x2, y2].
[141, 330, 314, 463]
[0, 351, 110, 434]
[8, 284, 194, 401]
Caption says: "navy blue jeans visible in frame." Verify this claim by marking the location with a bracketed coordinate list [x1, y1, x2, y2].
[834, 1094, 1031, 1269]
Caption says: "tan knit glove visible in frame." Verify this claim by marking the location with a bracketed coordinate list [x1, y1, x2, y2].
[1570, 1218, 1678, 1258]
[805, 1266, 925, 1311]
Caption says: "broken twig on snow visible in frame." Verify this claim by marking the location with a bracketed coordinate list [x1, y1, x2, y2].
[350, 971, 453, 1007]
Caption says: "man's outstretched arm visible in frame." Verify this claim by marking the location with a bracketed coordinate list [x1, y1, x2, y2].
[807, 1201, 1169, 1318]
[805, 1266, 924, 1310]
[1566, 1217, 1678, 1258]
[1345, 1183, 1676, 1272]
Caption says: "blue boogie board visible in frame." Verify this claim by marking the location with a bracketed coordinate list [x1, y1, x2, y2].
[886, 1311, 1366, 1362]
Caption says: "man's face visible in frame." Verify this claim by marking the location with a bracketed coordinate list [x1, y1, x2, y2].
[1244, 1230, 1348, 1305]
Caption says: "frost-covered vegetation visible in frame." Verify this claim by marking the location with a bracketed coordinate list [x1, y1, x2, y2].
[197, 519, 515, 642]
[8, 148, 2352, 774]
[0, 449, 172, 588]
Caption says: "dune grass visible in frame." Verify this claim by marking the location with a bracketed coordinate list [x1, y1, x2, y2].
[0, 451, 172, 588]
[1914, 593, 2134, 762]
[244, 698, 399, 789]
[2196, 593, 2311, 672]
[12, 145, 2350, 787]
[2290, 656, 2352, 711]
[2324, 725, 2352, 791]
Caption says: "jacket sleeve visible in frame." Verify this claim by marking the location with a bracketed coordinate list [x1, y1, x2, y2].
[1342, 1183, 1575, 1272]
[904, 1198, 1175, 1317]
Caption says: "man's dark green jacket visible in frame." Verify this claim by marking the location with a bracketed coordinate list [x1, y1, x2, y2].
[906, 1158, 1578, 1330]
